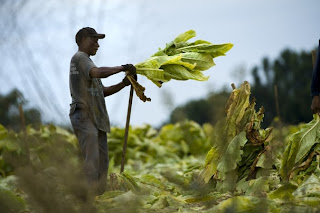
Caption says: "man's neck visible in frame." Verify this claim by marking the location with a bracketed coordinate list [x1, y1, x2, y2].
[78, 48, 89, 56]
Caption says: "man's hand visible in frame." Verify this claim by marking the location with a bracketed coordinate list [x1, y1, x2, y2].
[122, 64, 136, 75]
[311, 96, 320, 114]
[122, 74, 138, 87]
[122, 76, 131, 86]
[132, 74, 137, 81]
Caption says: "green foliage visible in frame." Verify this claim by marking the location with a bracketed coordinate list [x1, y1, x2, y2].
[216, 131, 248, 180]
[293, 173, 320, 199]
[251, 49, 313, 126]
[268, 181, 298, 200]
[0, 89, 42, 131]
[107, 121, 211, 168]
[0, 124, 96, 213]
[135, 30, 233, 87]
[155, 121, 211, 157]
[280, 114, 320, 183]
[280, 115, 320, 180]
[0, 175, 26, 213]
[199, 82, 276, 194]
[2, 82, 320, 212]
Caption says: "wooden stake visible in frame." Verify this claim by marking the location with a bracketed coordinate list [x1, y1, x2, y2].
[120, 85, 134, 173]
[274, 85, 281, 121]
[18, 104, 30, 165]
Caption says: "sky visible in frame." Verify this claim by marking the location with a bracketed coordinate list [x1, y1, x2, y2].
[0, 0, 319, 128]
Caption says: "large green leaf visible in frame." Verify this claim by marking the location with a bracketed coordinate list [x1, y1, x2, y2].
[268, 182, 298, 200]
[280, 114, 320, 180]
[152, 30, 196, 57]
[216, 170, 238, 192]
[173, 30, 196, 44]
[295, 114, 320, 163]
[293, 174, 320, 198]
[136, 55, 196, 70]
[136, 68, 166, 82]
[162, 30, 197, 56]
[217, 131, 248, 180]
[181, 52, 215, 71]
[175, 43, 234, 58]
[245, 177, 269, 195]
[199, 147, 219, 183]
[160, 55, 196, 70]
[162, 65, 209, 81]
[225, 82, 251, 139]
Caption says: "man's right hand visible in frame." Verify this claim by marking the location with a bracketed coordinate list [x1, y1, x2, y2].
[311, 96, 320, 114]
[122, 76, 131, 86]
[122, 64, 136, 75]
[122, 74, 138, 87]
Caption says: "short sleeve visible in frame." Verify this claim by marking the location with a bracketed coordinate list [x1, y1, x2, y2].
[79, 54, 96, 80]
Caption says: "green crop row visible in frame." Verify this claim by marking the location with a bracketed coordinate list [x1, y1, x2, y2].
[1, 82, 320, 212]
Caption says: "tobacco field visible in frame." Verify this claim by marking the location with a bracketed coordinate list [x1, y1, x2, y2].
[1, 82, 320, 213]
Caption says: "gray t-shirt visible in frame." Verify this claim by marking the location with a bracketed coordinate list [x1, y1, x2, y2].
[69, 51, 110, 133]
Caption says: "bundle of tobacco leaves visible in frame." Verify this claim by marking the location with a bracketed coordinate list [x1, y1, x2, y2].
[127, 30, 233, 102]
[199, 81, 280, 192]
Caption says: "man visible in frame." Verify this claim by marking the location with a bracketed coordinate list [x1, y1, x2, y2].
[311, 40, 320, 114]
[69, 27, 136, 192]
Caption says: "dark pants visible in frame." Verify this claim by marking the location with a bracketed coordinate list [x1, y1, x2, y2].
[70, 108, 109, 184]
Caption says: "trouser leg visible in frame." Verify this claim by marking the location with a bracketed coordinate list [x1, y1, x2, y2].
[70, 109, 100, 183]
[97, 130, 109, 193]
[98, 130, 109, 180]
[81, 129, 100, 182]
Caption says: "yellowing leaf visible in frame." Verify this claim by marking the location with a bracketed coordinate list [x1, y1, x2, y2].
[162, 65, 209, 81]
[280, 114, 320, 180]
[199, 147, 219, 183]
[216, 131, 248, 180]
[133, 30, 233, 99]
[181, 52, 215, 71]
[127, 75, 151, 102]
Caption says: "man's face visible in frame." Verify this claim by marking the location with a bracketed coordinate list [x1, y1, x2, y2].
[81, 37, 100, 56]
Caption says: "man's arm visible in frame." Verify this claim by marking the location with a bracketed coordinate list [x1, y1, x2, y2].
[90, 66, 124, 78]
[89, 64, 136, 78]
[103, 77, 131, 97]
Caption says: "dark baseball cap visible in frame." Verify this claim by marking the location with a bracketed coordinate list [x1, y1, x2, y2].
[75, 27, 105, 44]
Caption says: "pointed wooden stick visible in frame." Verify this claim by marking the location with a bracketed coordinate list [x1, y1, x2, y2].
[120, 85, 134, 173]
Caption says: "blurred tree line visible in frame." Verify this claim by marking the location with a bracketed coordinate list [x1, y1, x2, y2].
[170, 48, 314, 127]
[0, 89, 41, 131]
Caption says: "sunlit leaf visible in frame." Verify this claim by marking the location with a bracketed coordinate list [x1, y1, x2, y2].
[217, 131, 247, 180]
[132, 30, 233, 99]
[280, 114, 320, 180]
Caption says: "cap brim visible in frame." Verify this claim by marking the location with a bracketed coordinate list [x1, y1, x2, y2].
[93, 34, 105, 39]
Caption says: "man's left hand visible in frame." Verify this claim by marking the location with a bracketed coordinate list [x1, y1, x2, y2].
[122, 64, 136, 75]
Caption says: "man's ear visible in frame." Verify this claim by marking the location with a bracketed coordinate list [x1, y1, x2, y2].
[79, 37, 87, 46]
